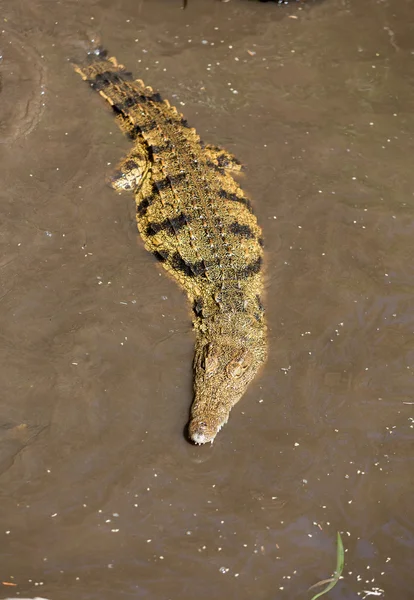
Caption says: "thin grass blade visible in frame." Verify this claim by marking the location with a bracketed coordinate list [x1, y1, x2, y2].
[309, 532, 344, 600]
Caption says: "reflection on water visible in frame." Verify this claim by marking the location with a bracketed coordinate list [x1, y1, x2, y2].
[0, 0, 413, 598]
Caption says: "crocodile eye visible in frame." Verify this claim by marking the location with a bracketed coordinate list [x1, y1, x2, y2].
[226, 350, 252, 379]
[202, 344, 219, 377]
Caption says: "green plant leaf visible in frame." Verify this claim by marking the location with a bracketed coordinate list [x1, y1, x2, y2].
[309, 532, 344, 600]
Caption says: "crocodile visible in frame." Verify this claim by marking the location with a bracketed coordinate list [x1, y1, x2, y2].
[73, 49, 267, 444]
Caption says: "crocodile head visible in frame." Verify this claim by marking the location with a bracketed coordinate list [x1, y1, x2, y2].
[189, 322, 266, 445]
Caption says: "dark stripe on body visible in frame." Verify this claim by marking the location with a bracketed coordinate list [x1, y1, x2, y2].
[153, 178, 170, 192]
[171, 252, 207, 278]
[124, 159, 139, 171]
[152, 172, 187, 192]
[234, 256, 262, 280]
[229, 222, 255, 239]
[150, 92, 163, 103]
[139, 120, 158, 133]
[126, 121, 157, 139]
[146, 213, 189, 237]
[137, 190, 156, 217]
[149, 144, 164, 155]
[167, 172, 187, 186]
[90, 69, 133, 91]
[217, 153, 241, 168]
[136, 178, 172, 217]
[114, 93, 147, 113]
[148, 141, 174, 159]
[206, 160, 225, 175]
[111, 90, 164, 115]
[153, 250, 169, 262]
[218, 189, 253, 212]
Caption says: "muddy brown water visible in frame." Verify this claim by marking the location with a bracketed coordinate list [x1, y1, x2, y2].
[0, 0, 413, 598]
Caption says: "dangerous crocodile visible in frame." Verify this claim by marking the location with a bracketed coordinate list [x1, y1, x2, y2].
[73, 49, 267, 444]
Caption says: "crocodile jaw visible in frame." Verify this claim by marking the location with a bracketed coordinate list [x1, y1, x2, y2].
[189, 417, 228, 445]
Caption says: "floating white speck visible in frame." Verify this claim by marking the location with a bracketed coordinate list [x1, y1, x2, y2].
[362, 588, 384, 598]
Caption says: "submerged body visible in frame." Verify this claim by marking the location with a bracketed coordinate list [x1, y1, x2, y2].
[73, 50, 267, 443]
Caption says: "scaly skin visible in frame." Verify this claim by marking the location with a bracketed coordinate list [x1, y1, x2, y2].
[73, 49, 267, 444]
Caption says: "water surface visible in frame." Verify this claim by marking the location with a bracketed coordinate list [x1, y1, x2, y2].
[0, 0, 413, 598]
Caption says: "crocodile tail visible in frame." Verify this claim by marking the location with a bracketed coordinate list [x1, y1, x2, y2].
[72, 48, 168, 124]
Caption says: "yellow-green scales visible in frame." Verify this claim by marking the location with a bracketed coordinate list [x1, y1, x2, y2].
[74, 50, 267, 444]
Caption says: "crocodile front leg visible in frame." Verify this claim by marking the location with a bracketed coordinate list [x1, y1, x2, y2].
[109, 146, 150, 192]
